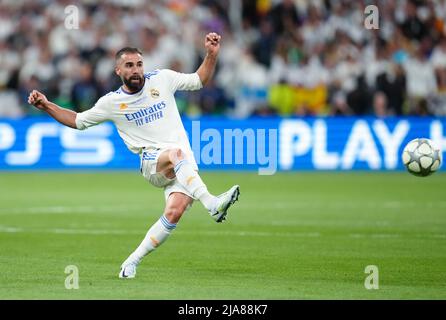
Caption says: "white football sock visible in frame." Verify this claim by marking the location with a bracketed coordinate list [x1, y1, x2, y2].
[123, 215, 176, 266]
[174, 159, 217, 211]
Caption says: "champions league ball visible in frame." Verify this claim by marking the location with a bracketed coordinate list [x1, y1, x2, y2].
[402, 138, 442, 177]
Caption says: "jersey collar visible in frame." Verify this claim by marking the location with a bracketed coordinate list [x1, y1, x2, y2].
[120, 78, 145, 95]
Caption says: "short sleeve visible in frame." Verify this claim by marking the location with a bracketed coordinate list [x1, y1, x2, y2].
[75, 96, 110, 130]
[161, 69, 203, 93]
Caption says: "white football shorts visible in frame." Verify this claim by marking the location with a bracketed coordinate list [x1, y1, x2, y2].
[140, 146, 198, 202]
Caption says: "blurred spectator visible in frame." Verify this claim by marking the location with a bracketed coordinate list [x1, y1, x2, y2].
[330, 91, 352, 116]
[1, 0, 446, 118]
[373, 91, 389, 117]
[412, 98, 432, 116]
[399, 0, 428, 41]
[18, 75, 42, 115]
[269, 0, 300, 35]
[232, 50, 269, 118]
[431, 37, 446, 69]
[198, 78, 229, 115]
[0, 42, 20, 89]
[403, 44, 437, 113]
[71, 62, 101, 112]
[251, 18, 276, 68]
[430, 37, 446, 113]
[376, 64, 406, 116]
[347, 75, 373, 116]
[0, 90, 23, 118]
[269, 80, 297, 116]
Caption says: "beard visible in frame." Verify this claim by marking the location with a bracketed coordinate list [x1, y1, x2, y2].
[122, 74, 144, 92]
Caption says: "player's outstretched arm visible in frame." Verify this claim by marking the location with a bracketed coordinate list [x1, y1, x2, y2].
[196, 32, 221, 86]
[28, 90, 77, 129]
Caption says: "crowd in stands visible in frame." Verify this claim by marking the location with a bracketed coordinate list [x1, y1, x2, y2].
[2, 0, 446, 118]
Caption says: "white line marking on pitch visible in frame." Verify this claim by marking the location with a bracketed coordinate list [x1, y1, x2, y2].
[0, 205, 148, 215]
[2, 200, 446, 217]
[0, 225, 444, 240]
[0, 225, 320, 238]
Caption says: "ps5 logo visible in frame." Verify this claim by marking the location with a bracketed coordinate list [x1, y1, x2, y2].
[0, 122, 114, 166]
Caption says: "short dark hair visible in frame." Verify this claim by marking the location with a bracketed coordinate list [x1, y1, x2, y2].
[115, 47, 142, 61]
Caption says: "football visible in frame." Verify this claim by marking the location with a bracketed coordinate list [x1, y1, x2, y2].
[402, 138, 442, 177]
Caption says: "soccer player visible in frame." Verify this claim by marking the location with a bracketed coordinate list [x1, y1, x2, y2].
[27, 32, 240, 279]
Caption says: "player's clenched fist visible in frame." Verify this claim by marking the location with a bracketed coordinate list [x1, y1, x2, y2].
[205, 32, 221, 57]
[28, 90, 48, 110]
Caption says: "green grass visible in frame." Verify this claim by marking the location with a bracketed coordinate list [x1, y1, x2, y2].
[0, 171, 445, 299]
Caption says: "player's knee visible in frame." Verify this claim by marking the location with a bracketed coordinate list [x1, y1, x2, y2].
[168, 148, 186, 165]
[164, 203, 187, 223]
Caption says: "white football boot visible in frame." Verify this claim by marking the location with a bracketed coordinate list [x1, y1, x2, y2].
[210, 185, 240, 223]
[119, 262, 137, 279]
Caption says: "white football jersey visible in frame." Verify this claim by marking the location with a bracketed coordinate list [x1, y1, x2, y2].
[75, 69, 202, 163]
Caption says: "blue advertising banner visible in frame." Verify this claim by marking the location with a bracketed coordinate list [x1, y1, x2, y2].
[0, 116, 445, 172]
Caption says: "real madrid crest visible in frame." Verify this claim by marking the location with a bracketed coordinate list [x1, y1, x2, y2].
[150, 88, 160, 99]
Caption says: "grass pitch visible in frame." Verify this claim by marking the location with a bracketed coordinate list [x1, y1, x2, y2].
[0, 171, 445, 299]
